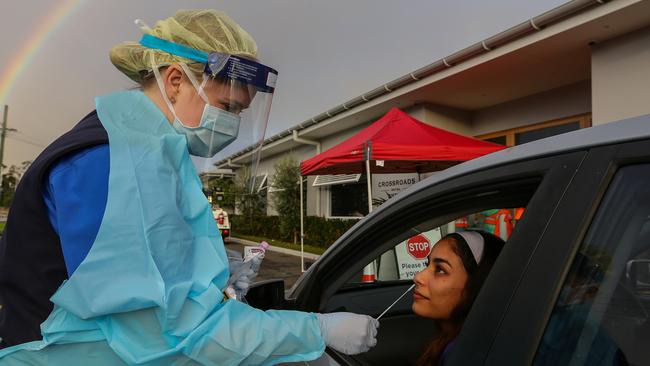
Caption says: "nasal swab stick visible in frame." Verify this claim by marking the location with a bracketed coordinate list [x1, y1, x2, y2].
[376, 284, 415, 320]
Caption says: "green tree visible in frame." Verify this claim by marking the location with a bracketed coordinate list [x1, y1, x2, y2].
[271, 156, 301, 243]
[1, 161, 31, 208]
[207, 176, 236, 210]
[233, 166, 266, 232]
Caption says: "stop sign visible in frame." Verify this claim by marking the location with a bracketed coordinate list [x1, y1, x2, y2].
[407, 234, 431, 259]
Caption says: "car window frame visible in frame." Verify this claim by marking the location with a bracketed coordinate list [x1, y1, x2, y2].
[291, 150, 586, 363]
[478, 139, 650, 366]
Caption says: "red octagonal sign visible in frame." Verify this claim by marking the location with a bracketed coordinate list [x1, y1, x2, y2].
[407, 234, 431, 260]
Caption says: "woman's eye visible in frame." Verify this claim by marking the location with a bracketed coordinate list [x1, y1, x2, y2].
[434, 265, 446, 274]
[224, 104, 242, 114]
[216, 101, 233, 113]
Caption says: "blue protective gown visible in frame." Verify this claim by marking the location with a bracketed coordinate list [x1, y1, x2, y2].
[0, 90, 325, 365]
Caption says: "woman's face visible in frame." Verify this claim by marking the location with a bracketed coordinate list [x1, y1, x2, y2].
[163, 65, 252, 127]
[412, 237, 469, 320]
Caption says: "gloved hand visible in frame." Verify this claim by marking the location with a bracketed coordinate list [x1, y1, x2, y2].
[316, 312, 379, 355]
[225, 249, 257, 297]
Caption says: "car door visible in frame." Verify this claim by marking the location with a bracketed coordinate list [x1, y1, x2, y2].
[288, 150, 586, 366]
[475, 138, 650, 366]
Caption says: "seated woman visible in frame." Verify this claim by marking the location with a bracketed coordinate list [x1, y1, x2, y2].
[412, 230, 505, 366]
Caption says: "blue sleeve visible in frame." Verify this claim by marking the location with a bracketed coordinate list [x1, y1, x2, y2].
[42, 144, 110, 276]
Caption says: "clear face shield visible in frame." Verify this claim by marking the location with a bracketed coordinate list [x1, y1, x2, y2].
[190, 53, 277, 176]
[140, 34, 277, 198]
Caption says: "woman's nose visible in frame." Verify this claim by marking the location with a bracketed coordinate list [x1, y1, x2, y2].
[413, 269, 425, 286]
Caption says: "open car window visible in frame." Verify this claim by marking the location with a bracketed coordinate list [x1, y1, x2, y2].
[346, 208, 527, 284]
[322, 169, 544, 309]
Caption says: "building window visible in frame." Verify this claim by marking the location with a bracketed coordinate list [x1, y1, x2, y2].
[484, 135, 507, 146]
[330, 175, 369, 218]
[477, 113, 591, 147]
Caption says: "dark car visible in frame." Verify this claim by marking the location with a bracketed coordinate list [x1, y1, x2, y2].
[247, 114, 650, 366]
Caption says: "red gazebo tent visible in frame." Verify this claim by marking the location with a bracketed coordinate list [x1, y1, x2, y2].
[297, 107, 505, 269]
[301, 107, 505, 176]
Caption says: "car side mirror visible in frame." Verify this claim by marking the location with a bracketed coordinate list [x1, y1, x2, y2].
[245, 279, 286, 310]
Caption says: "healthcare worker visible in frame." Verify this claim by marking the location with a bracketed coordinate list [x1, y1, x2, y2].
[0, 10, 378, 365]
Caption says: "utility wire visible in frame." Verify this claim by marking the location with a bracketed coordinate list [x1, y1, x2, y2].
[14, 131, 47, 146]
[7, 135, 45, 148]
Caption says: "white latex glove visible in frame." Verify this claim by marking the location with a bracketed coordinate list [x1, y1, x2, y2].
[316, 312, 379, 355]
[225, 249, 256, 297]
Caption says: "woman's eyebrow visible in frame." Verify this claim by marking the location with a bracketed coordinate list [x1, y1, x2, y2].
[219, 98, 249, 110]
[433, 258, 452, 268]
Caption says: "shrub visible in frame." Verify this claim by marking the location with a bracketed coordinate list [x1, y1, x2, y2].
[303, 216, 359, 247]
[230, 215, 358, 248]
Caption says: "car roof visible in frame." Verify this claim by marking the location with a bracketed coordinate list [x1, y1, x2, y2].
[376, 113, 650, 214]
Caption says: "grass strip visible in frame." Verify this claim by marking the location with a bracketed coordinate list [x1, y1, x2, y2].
[231, 233, 326, 255]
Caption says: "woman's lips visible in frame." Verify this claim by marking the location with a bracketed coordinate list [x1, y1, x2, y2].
[413, 290, 427, 301]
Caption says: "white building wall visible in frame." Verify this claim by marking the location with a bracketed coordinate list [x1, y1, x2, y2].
[316, 123, 371, 217]
[252, 122, 372, 217]
[406, 104, 473, 135]
[591, 26, 650, 125]
[403, 82, 591, 138]
[258, 144, 317, 216]
[320, 124, 369, 150]
[472, 81, 592, 135]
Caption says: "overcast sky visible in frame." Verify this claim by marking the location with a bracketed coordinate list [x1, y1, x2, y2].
[0, 0, 566, 168]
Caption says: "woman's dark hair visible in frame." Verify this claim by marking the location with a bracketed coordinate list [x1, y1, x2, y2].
[416, 230, 504, 366]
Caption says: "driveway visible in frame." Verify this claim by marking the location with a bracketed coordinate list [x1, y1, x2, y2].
[224, 241, 314, 290]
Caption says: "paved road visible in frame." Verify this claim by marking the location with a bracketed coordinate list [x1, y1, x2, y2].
[224, 241, 313, 290]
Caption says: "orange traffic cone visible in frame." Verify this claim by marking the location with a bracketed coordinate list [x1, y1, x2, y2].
[515, 207, 525, 220]
[455, 217, 469, 231]
[361, 263, 376, 283]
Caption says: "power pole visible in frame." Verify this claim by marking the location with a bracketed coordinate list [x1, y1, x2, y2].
[0, 105, 9, 200]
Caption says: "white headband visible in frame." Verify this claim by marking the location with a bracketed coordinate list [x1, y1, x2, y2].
[456, 231, 485, 265]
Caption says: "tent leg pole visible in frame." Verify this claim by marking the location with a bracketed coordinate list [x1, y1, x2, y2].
[366, 160, 373, 214]
[300, 176, 305, 272]
[362, 160, 376, 282]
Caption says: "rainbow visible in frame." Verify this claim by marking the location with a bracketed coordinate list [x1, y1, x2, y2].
[0, 0, 83, 106]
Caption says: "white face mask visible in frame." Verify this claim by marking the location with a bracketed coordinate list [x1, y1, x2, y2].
[152, 63, 241, 157]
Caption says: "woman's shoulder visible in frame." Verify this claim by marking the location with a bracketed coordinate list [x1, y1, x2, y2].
[24, 111, 109, 184]
[47, 144, 109, 180]
[439, 339, 456, 366]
